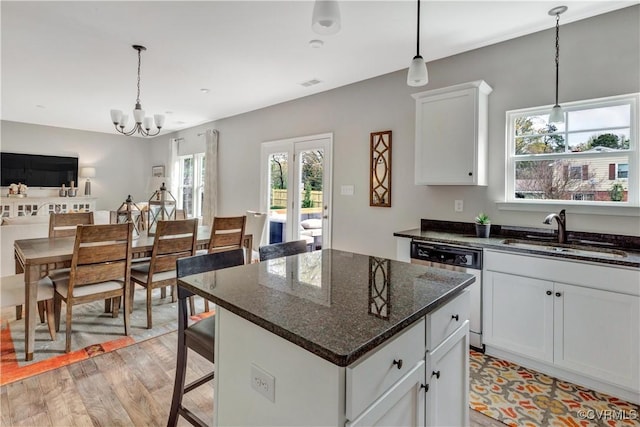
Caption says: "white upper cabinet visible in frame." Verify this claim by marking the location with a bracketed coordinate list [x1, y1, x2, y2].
[412, 80, 492, 185]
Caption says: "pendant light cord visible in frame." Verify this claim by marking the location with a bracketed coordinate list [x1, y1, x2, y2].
[136, 48, 142, 105]
[416, 0, 421, 56]
[554, 13, 560, 106]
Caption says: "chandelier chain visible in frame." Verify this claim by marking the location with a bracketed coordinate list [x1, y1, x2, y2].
[136, 48, 142, 105]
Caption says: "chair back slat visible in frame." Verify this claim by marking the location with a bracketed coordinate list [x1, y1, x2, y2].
[177, 249, 245, 279]
[208, 216, 246, 253]
[73, 261, 127, 286]
[77, 243, 129, 265]
[160, 219, 197, 235]
[153, 253, 192, 273]
[69, 223, 132, 289]
[259, 240, 308, 262]
[49, 212, 94, 238]
[156, 235, 197, 255]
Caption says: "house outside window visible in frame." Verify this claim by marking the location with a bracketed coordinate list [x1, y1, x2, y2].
[177, 153, 205, 218]
[506, 94, 638, 205]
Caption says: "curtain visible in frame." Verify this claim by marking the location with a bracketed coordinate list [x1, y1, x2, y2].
[168, 138, 180, 197]
[201, 129, 218, 225]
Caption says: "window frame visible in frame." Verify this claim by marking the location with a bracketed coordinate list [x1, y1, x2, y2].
[176, 152, 205, 218]
[505, 93, 639, 208]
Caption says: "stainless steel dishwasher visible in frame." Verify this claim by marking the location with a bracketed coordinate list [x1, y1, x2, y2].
[410, 240, 483, 350]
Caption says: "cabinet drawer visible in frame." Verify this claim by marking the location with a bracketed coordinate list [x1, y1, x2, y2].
[427, 289, 470, 351]
[346, 318, 425, 421]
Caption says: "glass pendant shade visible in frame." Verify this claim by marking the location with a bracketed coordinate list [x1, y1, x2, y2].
[549, 105, 564, 124]
[119, 114, 129, 127]
[133, 107, 145, 124]
[154, 114, 165, 128]
[110, 109, 123, 124]
[407, 55, 428, 87]
[312, 0, 341, 35]
[143, 116, 154, 130]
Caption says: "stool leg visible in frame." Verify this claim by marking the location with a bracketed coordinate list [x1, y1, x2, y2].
[15, 304, 23, 321]
[168, 296, 189, 427]
[37, 301, 45, 323]
[188, 296, 196, 316]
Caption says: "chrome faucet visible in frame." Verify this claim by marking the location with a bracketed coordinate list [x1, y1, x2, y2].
[543, 209, 567, 244]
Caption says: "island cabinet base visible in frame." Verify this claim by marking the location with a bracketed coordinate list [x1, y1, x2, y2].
[214, 292, 472, 427]
[214, 307, 346, 427]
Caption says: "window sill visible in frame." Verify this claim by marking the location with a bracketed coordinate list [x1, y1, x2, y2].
[496, 201, 640, 217]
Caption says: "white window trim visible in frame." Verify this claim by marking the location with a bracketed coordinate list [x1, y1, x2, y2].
[501, 93, 639, 215]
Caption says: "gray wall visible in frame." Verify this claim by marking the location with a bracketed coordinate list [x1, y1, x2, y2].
[152, 6, 639, 259]
[0, 121, 152, 209]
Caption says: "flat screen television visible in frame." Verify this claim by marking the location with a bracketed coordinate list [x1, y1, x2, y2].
[1, 152, 78, 187]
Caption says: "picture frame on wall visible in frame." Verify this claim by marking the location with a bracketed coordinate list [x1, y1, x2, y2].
[152, 165, 165, 177]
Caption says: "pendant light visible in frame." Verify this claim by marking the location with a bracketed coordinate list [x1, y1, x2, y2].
[110, 45, 165, 137]
[312, 0, 341, 35]
[407, 0, 428, 87]
[548, 6, 567, 124]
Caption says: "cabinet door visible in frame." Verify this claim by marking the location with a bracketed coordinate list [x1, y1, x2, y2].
[426, 322, 469, 427]
[415, 88, 476, 185]
[346, 361, 425, 427]
[483, 271, 554, 363]
[554, 283, 640, 390]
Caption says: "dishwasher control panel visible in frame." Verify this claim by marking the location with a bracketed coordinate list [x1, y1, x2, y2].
[410, 241, 482, 269]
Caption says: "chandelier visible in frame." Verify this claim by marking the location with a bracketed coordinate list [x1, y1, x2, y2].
[110, 45, 165, 137]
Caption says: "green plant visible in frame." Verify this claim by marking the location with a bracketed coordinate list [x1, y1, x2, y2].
[475, 212, 491, 225]
[301, 183, 313, 208]
[610, 182, 624, 202]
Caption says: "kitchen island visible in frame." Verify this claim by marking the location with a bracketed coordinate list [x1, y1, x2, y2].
[178, 249, 475, 426]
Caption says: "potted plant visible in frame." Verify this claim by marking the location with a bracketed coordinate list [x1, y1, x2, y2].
[475, 212, 491, 238]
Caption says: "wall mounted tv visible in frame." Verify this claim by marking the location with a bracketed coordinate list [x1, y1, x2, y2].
[1, 152, 78, 187]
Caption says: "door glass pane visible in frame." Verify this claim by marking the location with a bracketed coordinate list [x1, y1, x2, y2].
[299, 149, 324, 251]
[268, 152, 288, 243]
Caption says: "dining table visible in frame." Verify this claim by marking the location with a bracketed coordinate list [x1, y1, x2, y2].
[13, 225, 252, 361]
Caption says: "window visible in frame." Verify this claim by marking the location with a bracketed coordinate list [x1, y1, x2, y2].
[506, 94, 638, 205]
[177, 153, 205, 218]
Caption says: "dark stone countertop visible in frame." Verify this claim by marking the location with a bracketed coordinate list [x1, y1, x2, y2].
[394, 220, 640, 269]
[178, 249, 475, 367]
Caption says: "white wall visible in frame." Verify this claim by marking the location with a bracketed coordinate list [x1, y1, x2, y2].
[0, 121, 152, 209]
[150, 7, 639, 259]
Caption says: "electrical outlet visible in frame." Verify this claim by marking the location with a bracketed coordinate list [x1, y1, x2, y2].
[341, 185, 354, 196]
[251, 364, 275, 402]
[454, 200, 464, 212]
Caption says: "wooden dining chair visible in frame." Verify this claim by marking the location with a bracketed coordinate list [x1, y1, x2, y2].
[1, 274, 56, 340]
[168, 249, 245, 427]
[51, 222, 133, 353]
[207, 216, 247, 255]
[130, 219, 198, 329]
[49, 211, 94, 238]
[259, 239, 309, 262]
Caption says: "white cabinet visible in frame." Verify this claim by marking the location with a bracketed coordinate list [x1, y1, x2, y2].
[0, 197, 97, 218]
[483, 250, 640, 404]
[426, 323, 469, 427]
[412, 80, 492, 186]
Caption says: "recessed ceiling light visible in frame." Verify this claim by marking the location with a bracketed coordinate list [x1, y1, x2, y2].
[200, 88, 210, 94]
[175, 120, 186, 125]
[36, 105, 45, 109]
[309, 39, 324, 48]
[165, 110, 174, 115]
[300, 79, 322, 87]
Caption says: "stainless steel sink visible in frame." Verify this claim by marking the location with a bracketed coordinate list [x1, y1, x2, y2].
[501, 239, 628, 259]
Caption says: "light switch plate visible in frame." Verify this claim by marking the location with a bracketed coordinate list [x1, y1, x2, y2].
[341, 185, 354, 196]
[454, 200, 464, 212]
[251, 364, 275, 402]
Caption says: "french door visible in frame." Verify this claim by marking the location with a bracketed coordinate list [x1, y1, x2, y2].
[261, 133, 332, 250]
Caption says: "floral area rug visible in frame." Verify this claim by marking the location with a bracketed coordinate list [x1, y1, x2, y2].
[1, 287, 213, 386]
[469, 350, 640, 426]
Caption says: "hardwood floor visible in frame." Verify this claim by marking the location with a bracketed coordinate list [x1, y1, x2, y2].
[1, 331, 502, 426]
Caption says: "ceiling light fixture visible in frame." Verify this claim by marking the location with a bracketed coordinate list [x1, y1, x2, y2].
[548, 5, 567, 124]
[312, 0, 341, 35]
[110, 45, 164, 137]
[407, 0, 428, 87]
